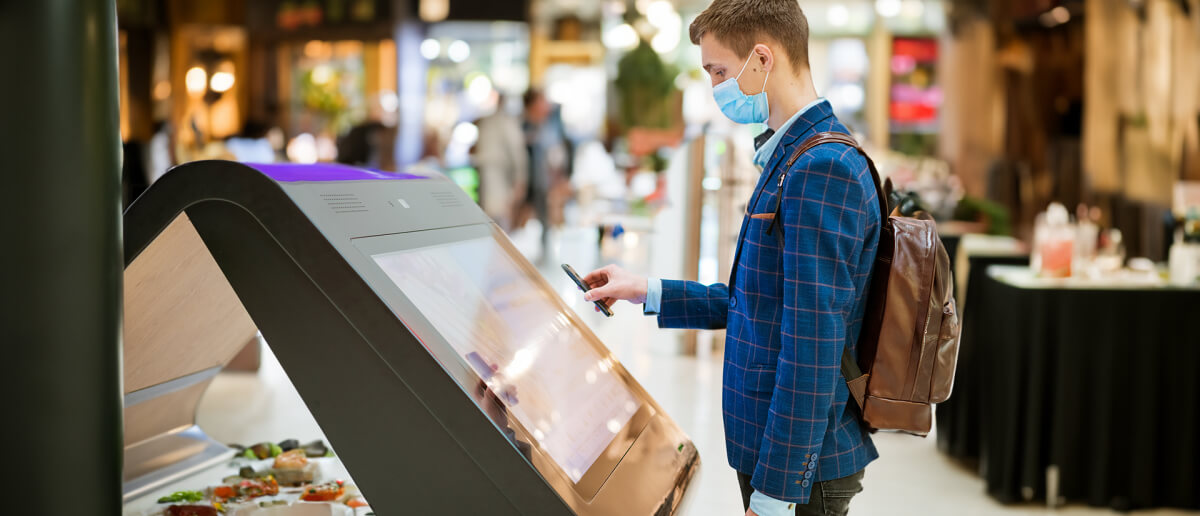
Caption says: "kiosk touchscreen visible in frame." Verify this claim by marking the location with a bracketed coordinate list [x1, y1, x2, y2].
[362, 228, 647, 490]
[121, 161, 698, 516]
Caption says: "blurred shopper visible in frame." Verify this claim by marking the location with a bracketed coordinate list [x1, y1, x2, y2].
[337, 94, 399, 171]
[475, 94, 529, 230]
[146, 120, 175, 185]
[582, 2, 881, 515]
[226, 121, 277, 164]
[522, 89, 569, 261]
[336, 120, 396, 170]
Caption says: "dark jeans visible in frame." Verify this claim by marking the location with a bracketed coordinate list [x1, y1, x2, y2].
[737, 469, 865, 516]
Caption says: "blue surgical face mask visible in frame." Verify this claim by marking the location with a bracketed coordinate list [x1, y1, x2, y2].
[712, 51, 770, 125]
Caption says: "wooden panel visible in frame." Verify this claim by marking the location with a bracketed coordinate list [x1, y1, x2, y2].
[938, 18, 1002, 199]
[123, 380, 212, 447]
[681, 136, 705, 356]
[123, 213, 257, 394]
[1085, 0, 1200, 200]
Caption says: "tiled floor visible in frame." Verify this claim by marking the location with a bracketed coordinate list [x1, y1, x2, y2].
[194, 226, 1195, 515]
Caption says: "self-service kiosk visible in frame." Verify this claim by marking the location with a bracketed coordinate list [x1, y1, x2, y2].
[121, 161, 698, 515]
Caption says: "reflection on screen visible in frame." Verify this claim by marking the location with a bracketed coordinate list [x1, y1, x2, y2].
[372, 236, 640, 483]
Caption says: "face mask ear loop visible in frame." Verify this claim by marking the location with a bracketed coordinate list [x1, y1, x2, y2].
[761, 69, 770, 122]
[735, 49, 756, 80]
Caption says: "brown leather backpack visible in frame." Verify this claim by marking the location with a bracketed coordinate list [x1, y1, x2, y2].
[783, 132, 962, 437]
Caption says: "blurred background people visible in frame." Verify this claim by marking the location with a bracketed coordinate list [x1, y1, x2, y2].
[474, 93, 529, 230]
[521, 88, 571, 262]
[225, 120, 277, 163]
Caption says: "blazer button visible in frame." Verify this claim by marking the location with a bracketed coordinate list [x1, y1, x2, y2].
[730, 296, 738, 308]
[801, 480, 810, 488]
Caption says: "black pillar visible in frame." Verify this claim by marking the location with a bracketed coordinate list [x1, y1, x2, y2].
[0, 0, 124, 513]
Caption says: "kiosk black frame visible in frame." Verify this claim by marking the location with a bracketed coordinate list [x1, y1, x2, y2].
[122, 161, 699, 515]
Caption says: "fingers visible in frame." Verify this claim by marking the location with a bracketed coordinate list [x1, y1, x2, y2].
[581, 269, 608, 288]
[584, 283, 616, 302]
[593, 298, 616, 312]
[583, 264, 624, 286]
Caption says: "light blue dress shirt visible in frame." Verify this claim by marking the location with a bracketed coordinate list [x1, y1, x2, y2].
[751, 98, 824, 170]
[642, 99, 827, 515]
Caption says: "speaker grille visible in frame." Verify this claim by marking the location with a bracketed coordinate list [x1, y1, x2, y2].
[431, 190, 463, 208]
[320, 193, 369, 214]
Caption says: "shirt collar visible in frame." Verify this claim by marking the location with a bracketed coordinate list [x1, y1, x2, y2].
[753, 97, 827, 170]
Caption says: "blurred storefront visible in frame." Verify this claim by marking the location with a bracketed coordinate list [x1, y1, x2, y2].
[110, 0, 1200, 275]
[937, 0, 1200, 258]
[112, 0, 1200, 325]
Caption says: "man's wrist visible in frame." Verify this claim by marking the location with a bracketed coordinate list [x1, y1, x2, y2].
[643, 278, 663, 315]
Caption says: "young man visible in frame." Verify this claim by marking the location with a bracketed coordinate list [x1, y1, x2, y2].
[581, 1, 881, 515]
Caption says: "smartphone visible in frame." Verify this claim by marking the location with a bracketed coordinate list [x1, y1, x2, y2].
[562, 264, 614, 317]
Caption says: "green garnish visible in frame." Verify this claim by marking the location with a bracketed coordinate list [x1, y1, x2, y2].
[269, 442, 283, 457]
[242, 448, 256, 460]
[157, 490, 204, 503]
[324, 450, 334, 457]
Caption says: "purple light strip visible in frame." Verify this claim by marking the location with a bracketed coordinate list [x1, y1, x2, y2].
[248, 163, 429, 183]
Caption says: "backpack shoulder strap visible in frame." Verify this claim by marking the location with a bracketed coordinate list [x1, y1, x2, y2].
[783, 132, 886, 410]
[784, 132, 890, 227]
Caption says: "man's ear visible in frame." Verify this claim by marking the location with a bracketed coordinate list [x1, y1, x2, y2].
[753, 43, 775, 73]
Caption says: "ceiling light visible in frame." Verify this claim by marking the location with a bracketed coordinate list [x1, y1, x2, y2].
[209, 71, 235, 93]
[447, 40, 470, 63]
[420, 38, 441, 60]
[828, 5, 850, 27]
[185, 67, 207, 96]
[420, 0, 449, 22]
[603, 23, 638, 50]
[876, 0, 902, 18]
[1039, 6, 1071, 27]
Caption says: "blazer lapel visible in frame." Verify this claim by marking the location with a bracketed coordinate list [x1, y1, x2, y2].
[726, 100, 837, 291]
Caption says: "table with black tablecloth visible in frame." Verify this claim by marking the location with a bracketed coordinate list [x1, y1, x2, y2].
[936, 249, 1028, 462]
[936, 265, 1200, 510]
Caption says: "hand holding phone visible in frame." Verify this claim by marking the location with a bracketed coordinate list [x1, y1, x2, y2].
[562, 264, 615, 317]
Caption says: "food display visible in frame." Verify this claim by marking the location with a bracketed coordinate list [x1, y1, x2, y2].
[299, 481, 345, 502]
[127, 438, 370, 516]
[233, 440, 331, 461]
[165, 506, 218, 516]
[212, 476, 280, 503]
[299, 440, 330, 458]
[272, 449, 316, 486]
[158, 492, 205, 504]
[239, 442, 283, 461]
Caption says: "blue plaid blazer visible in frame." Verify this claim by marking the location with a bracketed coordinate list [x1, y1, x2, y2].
[657, 100, 880, 503]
